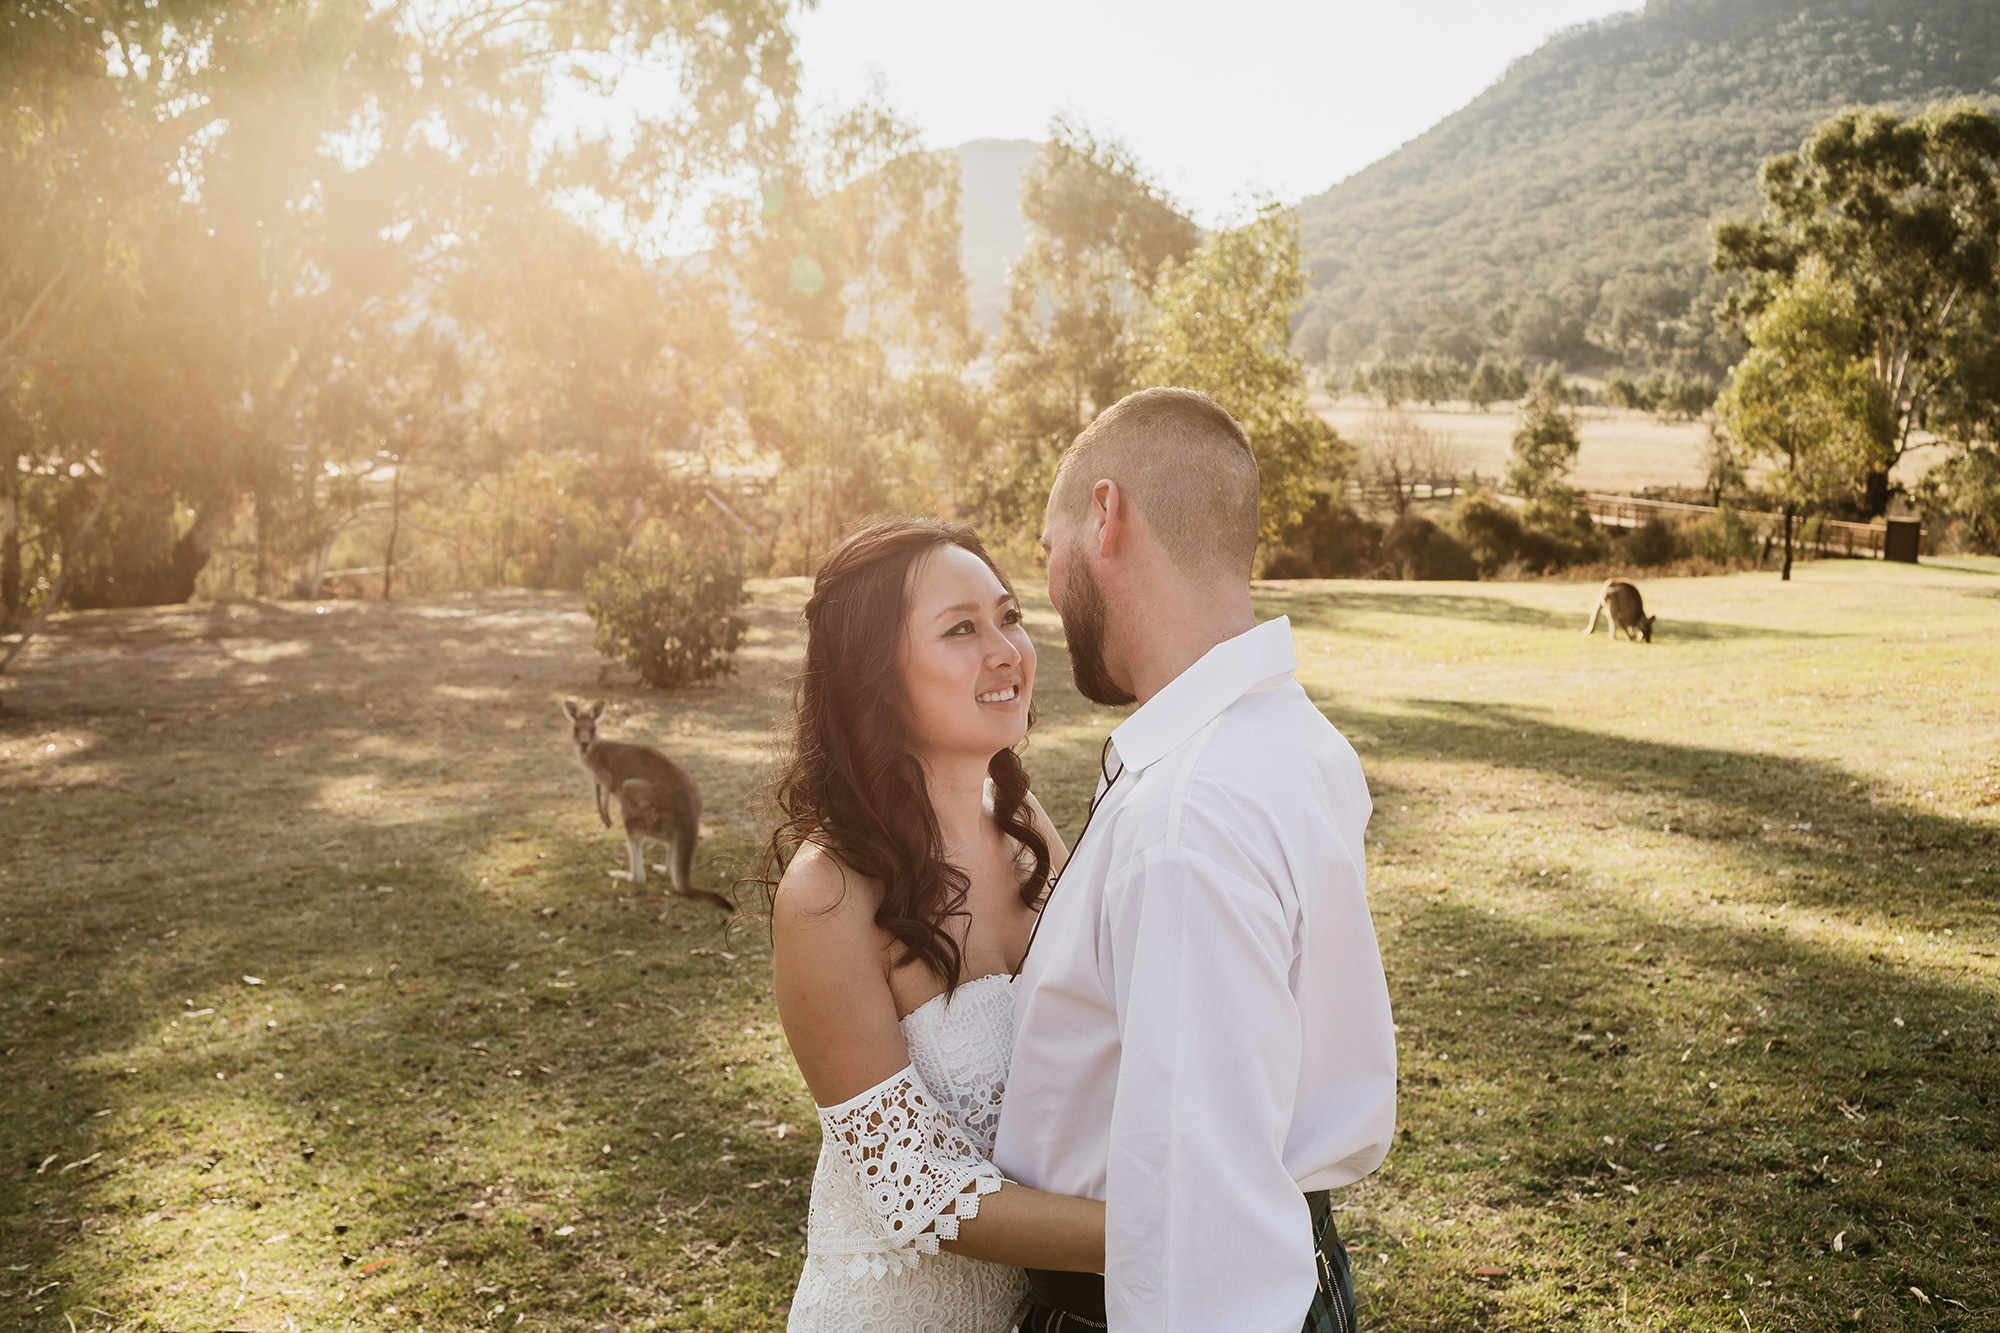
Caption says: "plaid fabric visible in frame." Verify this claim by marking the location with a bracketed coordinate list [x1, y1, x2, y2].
[1305, 1190, 1359, 1333]
[1022, 1194, 1358, 1333]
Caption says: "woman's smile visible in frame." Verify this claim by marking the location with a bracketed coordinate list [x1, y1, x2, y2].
[976, 682, 1021, 706]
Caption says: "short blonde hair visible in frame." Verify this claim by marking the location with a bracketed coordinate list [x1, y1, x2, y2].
[1050, 387, 1259, 577]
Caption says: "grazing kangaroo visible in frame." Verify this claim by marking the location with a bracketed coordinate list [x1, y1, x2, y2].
[1583, 578, 1656, 642]
[562, 700, 732, 911]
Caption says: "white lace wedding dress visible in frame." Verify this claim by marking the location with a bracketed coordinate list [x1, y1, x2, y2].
[786, 973, 1028, 1333]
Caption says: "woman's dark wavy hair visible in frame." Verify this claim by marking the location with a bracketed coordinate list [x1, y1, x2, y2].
[758, 517, 1051, 995]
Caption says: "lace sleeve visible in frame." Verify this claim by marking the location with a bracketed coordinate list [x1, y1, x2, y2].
[812, 1063, 1005, 1278]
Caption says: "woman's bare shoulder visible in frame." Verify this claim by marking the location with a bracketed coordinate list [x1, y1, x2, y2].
[773, 841, 882, 932]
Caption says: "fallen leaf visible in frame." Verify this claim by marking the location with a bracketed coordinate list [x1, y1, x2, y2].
[357, 1258, 395, 1275]
[553, 1225, 576, 1236]
[1472, 1265, 1509, 1278]
[1910, 1287, 1930, 1305]
[243, 976, 264, 986]
[264, 1233, 289, 1244]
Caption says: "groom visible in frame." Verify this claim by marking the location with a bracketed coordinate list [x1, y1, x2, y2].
[995, 388, 1398, 1332]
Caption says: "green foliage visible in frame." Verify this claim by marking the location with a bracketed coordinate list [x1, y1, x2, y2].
[583, 517, 747, 689]
[1465, 358, 1529, 410]
[1379, 512, 1478, 581]
[1134, 205, 1340, 543]
[1451, 491, 1541, 575]
[1914, 445, 2000, 552]
[1717, 264, 1894, 513]
[1601, 371, 1718, 419]
[1624, 515, 1687, 567]
[1295, 0, 2000, 378]
[1685, 506, 1761, 563]
[1353, 357, 1472, 408]
[1715, 99, 2000, 506]
[984, 118, 1200, 527]
[1261, 497, 1384, 579]
[1505, 371, 1582, 499]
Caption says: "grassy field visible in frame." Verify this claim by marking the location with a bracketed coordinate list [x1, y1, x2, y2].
[3, 557, 1997, 1332]
[1310, 396, 1955, 495]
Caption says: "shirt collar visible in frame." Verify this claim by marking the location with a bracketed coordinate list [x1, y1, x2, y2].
[1107, 617, 1298, 774]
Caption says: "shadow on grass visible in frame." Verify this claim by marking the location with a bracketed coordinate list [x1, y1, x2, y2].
[0, 592, 817, 1331]
[1255, 584, 1830, 642]
[1312, 700, 1998, 1328]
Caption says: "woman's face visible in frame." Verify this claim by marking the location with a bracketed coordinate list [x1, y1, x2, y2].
[900, 544, 1036, 763]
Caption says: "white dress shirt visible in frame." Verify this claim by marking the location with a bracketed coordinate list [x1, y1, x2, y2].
[995, 617, 1397, 1333]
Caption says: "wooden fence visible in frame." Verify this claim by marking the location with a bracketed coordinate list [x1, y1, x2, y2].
[1580, 494, 1918, 559]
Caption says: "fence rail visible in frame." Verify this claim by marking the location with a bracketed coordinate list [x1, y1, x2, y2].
[1580, 493, 1918, 559]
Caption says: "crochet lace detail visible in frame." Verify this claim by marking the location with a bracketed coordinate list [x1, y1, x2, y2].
[799, 975, 1019, 1286]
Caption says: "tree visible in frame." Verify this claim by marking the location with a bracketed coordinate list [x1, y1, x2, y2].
[984, 118, 1199, 529]
[1131, 205, 1340, 545]
[1505, 369, 1581, 500]
[1716, 264, 1892, 580]
[1714, 102, 2000, 514]
[1359, 411, 1462, 518]
[728, 98, 981, 572]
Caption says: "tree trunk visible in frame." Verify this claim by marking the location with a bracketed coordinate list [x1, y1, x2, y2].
[1, 456, 19, 630]
[382, 456, 402, 600]
[253, 478, 273, 598]
[1862, 468, 1889, 518]
[1781, 505, 1794, 582]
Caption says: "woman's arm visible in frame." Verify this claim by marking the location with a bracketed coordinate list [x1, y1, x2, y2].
[773, 843, 1104, 1273]
[771, 846, 908, 1104]
[937, 1183, 1104, 1271]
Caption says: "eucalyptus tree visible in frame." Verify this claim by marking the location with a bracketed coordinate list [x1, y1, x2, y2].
[984, 117, 1200, 529]
[728, 97, 979, 572]
[3, 0, 809, 617]
[1717, 265, 1893, 580]
[1714, 101, 2000, 514]
[1131, 205, 1340, 545]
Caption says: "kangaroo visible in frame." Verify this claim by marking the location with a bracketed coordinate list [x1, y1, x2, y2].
[562, 700, 732, 911]
[1583, 578, 1656, 642]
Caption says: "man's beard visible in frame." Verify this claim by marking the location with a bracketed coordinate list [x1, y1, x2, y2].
[1057, 553, 1137, 707]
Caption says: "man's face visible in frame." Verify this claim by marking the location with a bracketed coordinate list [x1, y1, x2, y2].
[1043, 495, 1136, 708]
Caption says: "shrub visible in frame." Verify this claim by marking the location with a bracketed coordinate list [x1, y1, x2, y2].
[1263, 495, 1384, 578]
[1523, 490, 1610, 567]
[583, 518, 747, 689]
[1452, 490, 1530, 574]
[1380, 512, 1479, 580]
[1685, 506, 1759, 562]
[1623, 514, 1687, 566]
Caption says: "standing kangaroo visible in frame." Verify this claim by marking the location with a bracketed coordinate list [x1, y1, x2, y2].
[562, 700, 732, 911]
[1583, 578, 1657, 642]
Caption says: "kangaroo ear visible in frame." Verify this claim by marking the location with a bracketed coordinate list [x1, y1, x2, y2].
[562, 699, 579, 720]
[589, 700, 607, 720]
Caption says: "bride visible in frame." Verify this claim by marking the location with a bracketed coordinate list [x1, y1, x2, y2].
[761, 518, 1103, 1332]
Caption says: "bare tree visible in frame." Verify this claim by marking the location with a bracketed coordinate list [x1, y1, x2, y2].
[1363, 409, 1467, 514]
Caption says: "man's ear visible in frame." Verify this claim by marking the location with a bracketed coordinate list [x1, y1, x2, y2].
[1092, 479, 1124, 559]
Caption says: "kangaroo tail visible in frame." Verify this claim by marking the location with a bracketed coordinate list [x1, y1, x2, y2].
[1583, 599, 1604, 635]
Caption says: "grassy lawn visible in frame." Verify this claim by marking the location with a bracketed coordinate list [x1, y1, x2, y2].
[3, 557, 1997, 1332]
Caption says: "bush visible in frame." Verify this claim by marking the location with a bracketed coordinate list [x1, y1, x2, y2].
[583, 519, 747, 689]
[1380, 512, 1479, 580]
[1623, 515, 1687, 566]
[1262, 495, 1384, 577]
[1685, 506, 1759, 562]
[1523, 490, 1611, 567]
[1453, 490, 1529, 573]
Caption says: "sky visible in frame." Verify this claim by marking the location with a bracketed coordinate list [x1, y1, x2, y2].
[793, 0, 1642, 225]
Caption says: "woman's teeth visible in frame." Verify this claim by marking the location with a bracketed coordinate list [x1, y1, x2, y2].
[977, 685, 1018, 703]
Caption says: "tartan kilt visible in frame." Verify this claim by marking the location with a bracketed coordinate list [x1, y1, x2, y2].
[1304, 1193, 1359, 1333]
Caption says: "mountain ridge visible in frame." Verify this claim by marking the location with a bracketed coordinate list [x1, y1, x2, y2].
[1292, 0, 2000, 373]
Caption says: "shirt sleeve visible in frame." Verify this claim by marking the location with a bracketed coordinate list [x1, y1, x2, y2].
[1102, 843, 1315, 1333]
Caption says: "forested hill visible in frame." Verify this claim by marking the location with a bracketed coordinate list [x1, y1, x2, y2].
[1294, 0, 2000, 376]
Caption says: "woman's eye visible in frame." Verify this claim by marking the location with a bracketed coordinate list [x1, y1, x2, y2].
[1002, 607, 1022, 625]
[946, 620, 975, 636]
